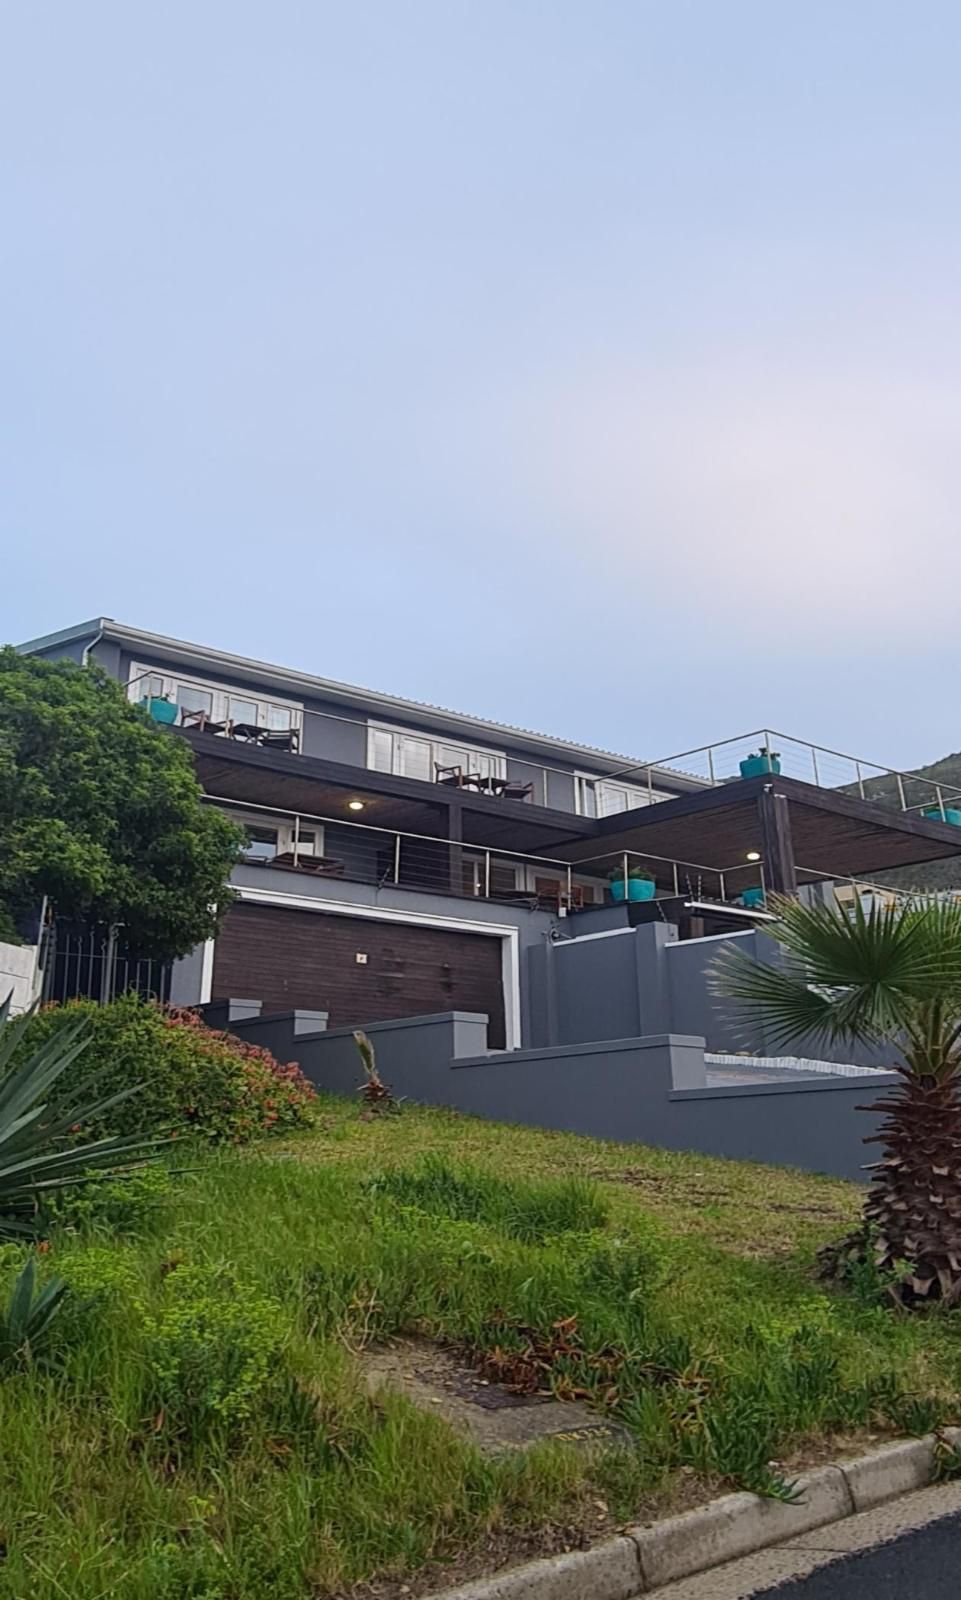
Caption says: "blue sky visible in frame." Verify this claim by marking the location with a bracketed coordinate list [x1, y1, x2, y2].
[3, 1, 959, 768]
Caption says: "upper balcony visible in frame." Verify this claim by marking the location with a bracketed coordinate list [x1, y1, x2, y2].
[127, 661, 961, 890]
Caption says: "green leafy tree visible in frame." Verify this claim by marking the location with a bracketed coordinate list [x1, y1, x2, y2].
[713, 896, 961, 1308]
[0, 648, 244, 960]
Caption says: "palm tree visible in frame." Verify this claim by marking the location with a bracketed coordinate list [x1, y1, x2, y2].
[712, 895, 961, 1307]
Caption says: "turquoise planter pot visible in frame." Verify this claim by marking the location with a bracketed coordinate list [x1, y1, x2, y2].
[140, 696, 178, 724]
[924, 806, 961, 827]
[610, 878, 656, 903]
[740, 886, 766, 908]
[739, 753, 781, 778]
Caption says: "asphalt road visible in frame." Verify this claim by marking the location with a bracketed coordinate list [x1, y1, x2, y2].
[755, 1509, 961, 1598]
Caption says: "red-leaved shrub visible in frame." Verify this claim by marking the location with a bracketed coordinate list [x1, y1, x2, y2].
[14, 995, 315, 1143]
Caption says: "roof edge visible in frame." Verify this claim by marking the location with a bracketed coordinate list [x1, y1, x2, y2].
[20, 617, 705, 789]
[16, 618, 108, 656]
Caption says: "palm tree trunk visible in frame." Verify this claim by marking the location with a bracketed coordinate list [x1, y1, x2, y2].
[820, 1074, 961, 1305]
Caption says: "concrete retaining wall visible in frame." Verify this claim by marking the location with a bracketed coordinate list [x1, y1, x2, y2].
[528, 921, 898, 1071]
[221, 1004, 894, 1180]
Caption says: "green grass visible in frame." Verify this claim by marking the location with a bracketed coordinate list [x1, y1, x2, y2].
[3, 1096, 961, 1598]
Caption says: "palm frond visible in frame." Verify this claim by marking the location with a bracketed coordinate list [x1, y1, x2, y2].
[711, 896, 961, 1059]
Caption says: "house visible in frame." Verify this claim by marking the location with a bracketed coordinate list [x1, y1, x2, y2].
[19, 618, 961, 1052]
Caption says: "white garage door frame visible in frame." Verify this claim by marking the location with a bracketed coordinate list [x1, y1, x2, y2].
[200, 884, 521, 1050]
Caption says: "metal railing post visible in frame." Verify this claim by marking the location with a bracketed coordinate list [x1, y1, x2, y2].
[672, 860, 680, 895]
[484, 850, 491, 898]
[855, 761, 865, 800]
[293, 813, 300, 866]
[896, 773, 907, 811]
[393, 833, 402, 884]
[718, 870, 727, 902]
[707, 746, 716, 785]
[647, 765, 654, 801]
[622, 852, 629, 898]
[936, 785, 947, 821]
[566, 864, 572, 909]
[810, 746, 820, 787]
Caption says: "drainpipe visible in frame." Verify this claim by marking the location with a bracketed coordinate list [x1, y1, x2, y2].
[81, 628, 104, 667]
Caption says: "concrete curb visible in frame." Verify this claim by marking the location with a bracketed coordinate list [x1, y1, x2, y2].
[427, 1431, 961, 1599]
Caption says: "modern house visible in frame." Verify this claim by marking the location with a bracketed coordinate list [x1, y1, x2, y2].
[19, 618, 961, 1054]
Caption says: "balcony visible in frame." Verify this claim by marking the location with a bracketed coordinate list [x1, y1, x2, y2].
[205, 794, 955, 939]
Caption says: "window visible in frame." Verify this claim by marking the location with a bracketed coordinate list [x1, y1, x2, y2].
[232, 811, 322, 863]
[244, 825, 279, 862]
[228, 696, 260, 726]
[176, 683, 213, 717]
[128, 664, 302, 735]
[574, 773, 669, 817]
[367, 723, 507, 785]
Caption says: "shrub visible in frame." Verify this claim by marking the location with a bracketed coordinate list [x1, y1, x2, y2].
[13, 995, 315, 1143]
[142, 1264, 286, 1441]
[48, 1165, 176, 1236]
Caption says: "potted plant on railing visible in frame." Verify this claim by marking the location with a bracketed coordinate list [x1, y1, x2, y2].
[138, 692, 178, 725]
[608, 865, 656, 903]
[922, 804, 961, 827]
[739, 745, 781, 778]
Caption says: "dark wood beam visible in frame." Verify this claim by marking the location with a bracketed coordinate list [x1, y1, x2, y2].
[757, 784, 798, 896]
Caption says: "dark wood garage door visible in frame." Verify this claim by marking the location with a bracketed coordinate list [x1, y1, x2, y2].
[212, 903, 507, 1047]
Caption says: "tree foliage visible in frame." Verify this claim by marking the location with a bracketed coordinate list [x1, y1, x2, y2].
[0, 648, 244, 959]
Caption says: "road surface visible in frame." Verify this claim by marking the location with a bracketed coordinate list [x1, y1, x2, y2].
[654, 1481, 961, 1599]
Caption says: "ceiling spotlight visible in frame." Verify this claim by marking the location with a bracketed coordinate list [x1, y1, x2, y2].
[348, 799, 365, 812]
[746, 850, 761, 862]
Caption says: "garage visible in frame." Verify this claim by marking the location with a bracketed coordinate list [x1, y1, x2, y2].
[212, 901, 508, 1047]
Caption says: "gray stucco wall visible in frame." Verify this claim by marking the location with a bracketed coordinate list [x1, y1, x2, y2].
[527, 922, 899, 1071]
[221, 1005, 894, 1181]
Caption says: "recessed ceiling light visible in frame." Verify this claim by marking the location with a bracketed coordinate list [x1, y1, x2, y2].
[746, 850, 761, 862]
[348, 799, 365, 812]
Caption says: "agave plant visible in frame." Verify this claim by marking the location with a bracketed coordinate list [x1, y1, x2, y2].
[352, 1030, 397, 1113]
[0, 1257, 68, 1366]
[0, 994, 163, 1238]
[712, 896, 961, 1307]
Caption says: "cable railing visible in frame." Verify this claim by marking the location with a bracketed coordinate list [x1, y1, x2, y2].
[610, 729, 961, 824]
[203, 793, 768, 914]
[129, 668, 961, 831]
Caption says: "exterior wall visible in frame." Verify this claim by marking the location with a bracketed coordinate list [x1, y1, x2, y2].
[212, 899, 509, 1045]
[30, 638, 90, 664]
[0, 941, 42, 1014]
[526, 921, 898, 1070]
[170, 862, 555, 1042]
[221, 1006, 895, 1181]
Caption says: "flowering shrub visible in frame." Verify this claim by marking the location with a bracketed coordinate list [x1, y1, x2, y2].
[12, 995, 315, 1143]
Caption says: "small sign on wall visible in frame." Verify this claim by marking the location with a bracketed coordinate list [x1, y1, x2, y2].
[355, 952, 368, 964]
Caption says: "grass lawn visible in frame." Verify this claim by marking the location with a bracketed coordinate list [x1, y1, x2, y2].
[4, 1096, 961, 1599]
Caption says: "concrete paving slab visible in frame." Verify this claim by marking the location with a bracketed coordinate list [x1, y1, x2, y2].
[363, 1338, 631, 1455]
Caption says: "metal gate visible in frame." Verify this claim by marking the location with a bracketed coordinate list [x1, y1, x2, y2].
[40, 920, 172, 1006]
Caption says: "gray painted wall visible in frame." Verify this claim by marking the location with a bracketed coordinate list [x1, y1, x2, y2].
[220, 1005, 894, 1182]
[527, 921, 899, 1070]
